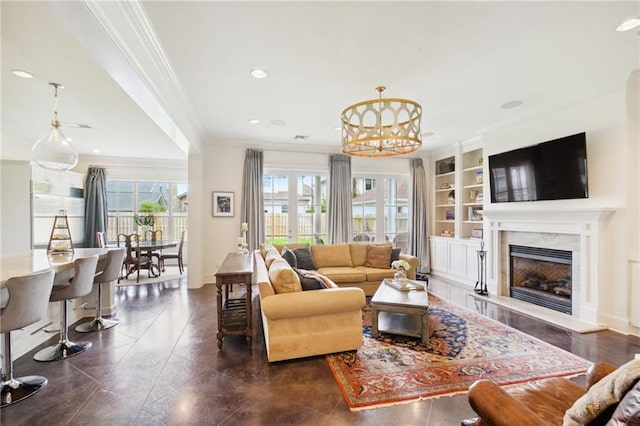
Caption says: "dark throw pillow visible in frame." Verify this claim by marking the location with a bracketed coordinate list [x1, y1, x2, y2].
[292, 246, 317, 270]
[281, 247, 297, 268]
[294, 268, 327, 291]
[390, 247, 401, 267]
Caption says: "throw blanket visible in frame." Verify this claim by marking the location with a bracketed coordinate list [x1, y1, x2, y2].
[564, 358, 640, 425]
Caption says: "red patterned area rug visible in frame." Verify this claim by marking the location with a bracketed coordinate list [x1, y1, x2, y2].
[326, 293, 591, 411]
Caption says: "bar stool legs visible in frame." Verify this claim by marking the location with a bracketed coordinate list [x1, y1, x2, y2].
[33, 300, 92, 362]
[1, 332, 48, 407]
[75, 283, 119, 332]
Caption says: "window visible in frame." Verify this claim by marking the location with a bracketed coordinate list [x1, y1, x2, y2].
[106, 180, 187, 242]
[263, 172, 327, 245]
[352, 175, 409, 250]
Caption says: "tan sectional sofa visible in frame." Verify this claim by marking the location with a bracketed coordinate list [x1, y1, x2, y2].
[273, 242, 419, 296]
[255, 248, 365, 362]
[255, 242, 420, 362]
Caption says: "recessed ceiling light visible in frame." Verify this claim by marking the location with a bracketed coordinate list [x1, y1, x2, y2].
[294, 135, 309, 140]
[249, 119, 260, 124]
[617, 17, 640, 32]
[500, 100, 524, 109]
[12, 69, 34, 79]
[93, 149, 101, 154]
[250, 68, 268, 79]
[270, 120, 286, 126]
[334, 126, 342, 131]
[422, 131, 435, 137]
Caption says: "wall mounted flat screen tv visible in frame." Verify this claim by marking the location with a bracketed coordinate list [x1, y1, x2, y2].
[489, 132, 588, 203]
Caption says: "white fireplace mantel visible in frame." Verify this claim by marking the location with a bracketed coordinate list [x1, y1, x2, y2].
[484, 207, 615, 329]
[483, 207, 615, 231]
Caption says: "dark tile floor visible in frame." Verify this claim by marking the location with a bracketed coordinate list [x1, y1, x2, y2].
[2, 276, 639, 425]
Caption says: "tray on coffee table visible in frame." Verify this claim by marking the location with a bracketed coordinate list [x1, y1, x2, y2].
[383, 278, 426, 291]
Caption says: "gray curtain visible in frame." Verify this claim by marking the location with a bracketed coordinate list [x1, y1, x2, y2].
[409, 158, 430, 272]
[327, 154, 352, 244]
[84, 167, 108, 248]
[240, 149, 264, 251]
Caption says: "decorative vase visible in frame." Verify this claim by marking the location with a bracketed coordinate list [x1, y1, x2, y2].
[394, 268, 407, 283]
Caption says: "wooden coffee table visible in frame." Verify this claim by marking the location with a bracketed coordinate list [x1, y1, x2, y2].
[371, 280, 430, 344]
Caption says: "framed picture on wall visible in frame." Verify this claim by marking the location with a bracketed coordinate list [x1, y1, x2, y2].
[212, 191, 234, 217]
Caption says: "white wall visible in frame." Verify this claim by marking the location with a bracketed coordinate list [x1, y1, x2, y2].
[0, 160, 32, 255]
[482, 86, 638, 334]
[192, 144, 417, 286]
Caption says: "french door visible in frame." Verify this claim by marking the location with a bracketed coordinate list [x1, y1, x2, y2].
[263, 172, 327, 245]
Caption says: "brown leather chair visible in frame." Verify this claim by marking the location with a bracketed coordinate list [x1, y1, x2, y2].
[462, 361, 640, 426]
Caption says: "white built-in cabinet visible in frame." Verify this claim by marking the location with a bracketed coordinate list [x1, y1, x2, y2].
[430, 140, 485, 284]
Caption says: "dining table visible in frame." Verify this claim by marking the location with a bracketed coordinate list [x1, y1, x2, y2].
[128, 240, 178, 278]
[0, 248, 112, 287]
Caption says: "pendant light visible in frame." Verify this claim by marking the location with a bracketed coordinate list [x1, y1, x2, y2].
[32, 82, 79, 171]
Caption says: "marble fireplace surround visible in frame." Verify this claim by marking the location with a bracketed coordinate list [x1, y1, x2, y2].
[482, 208, 614, 332]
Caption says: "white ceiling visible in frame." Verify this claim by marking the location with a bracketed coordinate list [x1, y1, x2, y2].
[1, 1, 638, 163]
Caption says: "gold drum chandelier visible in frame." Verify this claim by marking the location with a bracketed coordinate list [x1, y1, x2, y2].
[341, 86, 422, 157]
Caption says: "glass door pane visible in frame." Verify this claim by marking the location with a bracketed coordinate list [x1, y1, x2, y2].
[352, 177, 377, 242]
[296, 175, 326, 245]
[385, 177, 409, 252]
[263, 174, 289, 244]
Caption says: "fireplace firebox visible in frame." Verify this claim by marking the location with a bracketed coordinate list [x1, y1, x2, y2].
[509, 245, 572, 315]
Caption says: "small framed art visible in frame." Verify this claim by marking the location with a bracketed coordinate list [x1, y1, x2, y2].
[212, 191, 234, 217]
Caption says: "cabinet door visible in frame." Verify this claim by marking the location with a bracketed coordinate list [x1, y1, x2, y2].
[465, 242, 480, 281]
[448, 240, 465, 276]
[430, 238, 448, 271]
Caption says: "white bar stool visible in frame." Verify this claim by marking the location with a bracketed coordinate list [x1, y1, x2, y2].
[33, 256, 98, 362]
[75, 248, 125, 332]
[1, 269, 55, 406]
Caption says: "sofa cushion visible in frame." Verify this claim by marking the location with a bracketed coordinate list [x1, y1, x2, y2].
[281, 247, 297, 268]
[610, 380, 640, 424]
[294, 268, 327, 291]
[350, 243, 393, 266]
[311, 243, 353, 268]
[268, 259, 302, 294]
[316, 267, 366, 283]
[390, 247, 401, 265]
[356, 266, 396, 282]
[349, 243, 368, 266]
[564, 359, 640, 426]
[260, 243, 276, 258]
[365, 244, 392, 268]
[273, 242, 309, 253]
[264, 247, 282, 268]
[293, 246, 317, 270]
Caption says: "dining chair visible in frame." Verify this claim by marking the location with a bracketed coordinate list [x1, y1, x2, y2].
[118, 233, 151, 283]
[1, 269, 55, 406]
[144, 229, 163, 264]
[160, 230, 185, 274]
[33, 255, 99, 362]
[144, 229, 162, 242]
[96, 231, 108, 248]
